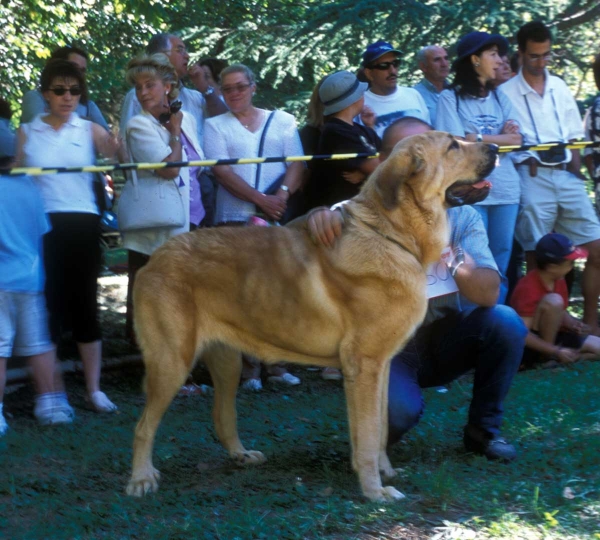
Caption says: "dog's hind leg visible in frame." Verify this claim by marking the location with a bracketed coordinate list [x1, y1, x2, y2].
[126, 340, 192, 497]
[377, 359, 398, 481]
[342, 351, 405, 502]
[203, 343, 266, 467]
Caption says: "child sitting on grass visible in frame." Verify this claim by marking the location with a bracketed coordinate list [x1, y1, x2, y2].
[0, 172, 74, 435]
[510, 233, 600, 368]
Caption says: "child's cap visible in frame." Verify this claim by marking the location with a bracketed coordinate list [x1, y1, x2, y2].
[535, 233, 588, 263]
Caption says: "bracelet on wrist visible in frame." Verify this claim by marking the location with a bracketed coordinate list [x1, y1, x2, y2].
[450, 260, 464, 277]
[170, 135, 181, 144]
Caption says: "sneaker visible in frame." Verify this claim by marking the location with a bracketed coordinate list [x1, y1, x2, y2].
[88, 391, 118, 412]
[241, 378, 263, 392]
[0, 409, 8, 436]
[321, 367, 343, 381]
[268, 373, 301, 386]
[463, 424, 517, 462]
[34, 393, 75, 426]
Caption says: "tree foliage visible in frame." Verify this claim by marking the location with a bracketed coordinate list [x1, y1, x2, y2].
[1, 0, 599, 126]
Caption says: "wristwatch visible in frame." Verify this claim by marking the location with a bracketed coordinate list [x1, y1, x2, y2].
[170, 135, 180, 144]
[203, 86, 215, 97]
[476, 134, 483, 143]
[279, 185, 290, 193]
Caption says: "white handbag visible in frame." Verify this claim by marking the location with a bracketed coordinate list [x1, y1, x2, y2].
[117, 167, 185, 232]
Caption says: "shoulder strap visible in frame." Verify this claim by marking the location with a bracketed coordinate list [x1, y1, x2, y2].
[254, 111, 276, 191]
[454, 88, 460, 114]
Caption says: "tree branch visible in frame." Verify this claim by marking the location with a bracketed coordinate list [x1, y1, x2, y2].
[550, 3, 600, 31]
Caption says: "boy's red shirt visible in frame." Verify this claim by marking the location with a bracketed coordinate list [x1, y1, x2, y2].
[510, 269, 569, 317]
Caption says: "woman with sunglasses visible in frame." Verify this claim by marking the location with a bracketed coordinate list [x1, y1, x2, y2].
[15, 59, 120, 413]
[204, 63, 304, 391]
[435, 32, 523, 304]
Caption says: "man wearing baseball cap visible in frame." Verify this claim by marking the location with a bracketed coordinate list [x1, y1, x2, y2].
[308, 70, 381, 209]
[510, 233, 600, 367]
[361, 40, 430, 137]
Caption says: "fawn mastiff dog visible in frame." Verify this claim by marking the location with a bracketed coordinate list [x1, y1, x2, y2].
[126, 132, 497, 502]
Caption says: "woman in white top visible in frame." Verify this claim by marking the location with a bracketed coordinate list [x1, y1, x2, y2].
[204, 64, 304, 225]
[120, 54, 205, 342]
[15, 59, 119, 412]
[204, 64, 304, 390]
[435, 32, 523, 304]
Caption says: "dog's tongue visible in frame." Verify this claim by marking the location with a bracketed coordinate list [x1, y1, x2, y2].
[472, 180, 492, 189]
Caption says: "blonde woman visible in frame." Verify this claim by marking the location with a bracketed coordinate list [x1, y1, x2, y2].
[121, 53, 205, 340]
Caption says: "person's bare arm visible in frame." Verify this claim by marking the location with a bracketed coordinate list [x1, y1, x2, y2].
[452, 258, 500, 306]
[274, 162, 304, 202]
[212, 165, 286, 220]
[357, 156, 381, 175]
[188, 64, 228, 117]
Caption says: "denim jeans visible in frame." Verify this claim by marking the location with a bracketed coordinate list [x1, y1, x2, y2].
[387, 305, 526, 445]
[473, 204, 519, 304]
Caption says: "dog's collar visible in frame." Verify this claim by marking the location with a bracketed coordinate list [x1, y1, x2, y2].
[340, 206, 420, 262]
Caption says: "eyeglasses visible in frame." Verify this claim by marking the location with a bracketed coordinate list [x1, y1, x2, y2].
[48, 87, 82, 96]
[368, 59, 401, 71]
[526, 52, 553, 63]
[221, 83, 253, 95]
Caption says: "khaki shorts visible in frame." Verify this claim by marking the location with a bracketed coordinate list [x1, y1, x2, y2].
[0, 291, 54, 357]
[515, 168, 600, 251]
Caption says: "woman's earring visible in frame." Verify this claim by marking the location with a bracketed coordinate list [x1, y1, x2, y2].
[474, 62, 480, 67]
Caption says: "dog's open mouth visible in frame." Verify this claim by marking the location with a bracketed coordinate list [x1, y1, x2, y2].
[445, 179, 492, 207]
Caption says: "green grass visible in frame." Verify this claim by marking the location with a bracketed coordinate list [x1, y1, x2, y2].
[1, 360, 600, 539]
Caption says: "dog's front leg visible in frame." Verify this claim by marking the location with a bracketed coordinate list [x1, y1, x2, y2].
[343, 353, 405, 502]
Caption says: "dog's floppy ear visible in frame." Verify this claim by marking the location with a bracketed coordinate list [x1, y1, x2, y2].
[375, 144, 424, 210]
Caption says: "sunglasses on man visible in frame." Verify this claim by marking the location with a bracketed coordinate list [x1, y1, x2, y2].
[368, 59, 401, 71]
[48, 87, 83, 96]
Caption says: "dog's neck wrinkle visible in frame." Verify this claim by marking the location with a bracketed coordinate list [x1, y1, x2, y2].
[344, 202, 424, 264]
[353, 189, 447, 267]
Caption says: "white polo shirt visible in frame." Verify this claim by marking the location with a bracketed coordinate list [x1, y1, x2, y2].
[499, 69, 584, 164]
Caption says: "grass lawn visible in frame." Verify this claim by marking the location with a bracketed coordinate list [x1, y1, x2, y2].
[1, 355, 599, 539]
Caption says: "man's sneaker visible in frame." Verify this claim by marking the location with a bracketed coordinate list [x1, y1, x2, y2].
[268, 373, 301, 386]
[241, 378, 263, 392]
[463, 424, 517, 462]
[0, 407, 8, 436]
[34, 393, 75, 426]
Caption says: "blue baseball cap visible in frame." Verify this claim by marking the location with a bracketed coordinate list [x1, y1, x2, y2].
[453, 31, 509, 67]
[535, 233, 588, 263]
[362, 40, 402, 67]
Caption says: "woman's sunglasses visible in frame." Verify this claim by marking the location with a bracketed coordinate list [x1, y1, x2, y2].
[368, 59, 401, 71]
[49, 87, 83, 96]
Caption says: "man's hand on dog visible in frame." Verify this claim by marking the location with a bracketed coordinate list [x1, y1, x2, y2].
[307, 208, 344, 248]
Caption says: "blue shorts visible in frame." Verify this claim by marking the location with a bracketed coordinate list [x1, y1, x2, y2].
[0, 291, 54, 357]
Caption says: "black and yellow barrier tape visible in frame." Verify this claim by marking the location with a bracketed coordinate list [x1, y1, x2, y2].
[1, 140, 599, 177]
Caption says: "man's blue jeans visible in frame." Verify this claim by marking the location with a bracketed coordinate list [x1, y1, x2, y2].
[388, 305, 527, 445]
[473, 204, 520, 304]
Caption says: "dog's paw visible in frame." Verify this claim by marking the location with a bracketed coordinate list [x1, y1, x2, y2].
[379, 466, 398, 481]
[365, 486, 406, 502]
[231, 450, 266, 467]
[125, 468, 160, 497]
[378, 453, 397, 481]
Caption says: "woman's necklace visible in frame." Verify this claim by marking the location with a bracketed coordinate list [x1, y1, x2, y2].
[239, 108, 262, 130]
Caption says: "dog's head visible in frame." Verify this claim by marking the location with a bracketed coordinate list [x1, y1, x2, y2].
[371, 131, 497, 211]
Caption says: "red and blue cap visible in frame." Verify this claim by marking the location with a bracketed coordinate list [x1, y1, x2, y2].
[535, 233, 588, 263]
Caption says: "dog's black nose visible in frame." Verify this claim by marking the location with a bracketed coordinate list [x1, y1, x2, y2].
[486, 143, 499, 154]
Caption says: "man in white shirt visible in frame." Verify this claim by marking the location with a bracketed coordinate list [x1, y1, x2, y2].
[501, 21, 600, 334]
[360, 41, 430, 138]
[413, 45, 450, 125]
[119, 33, 227, 143]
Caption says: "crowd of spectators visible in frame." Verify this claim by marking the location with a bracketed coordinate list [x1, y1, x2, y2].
[1, 20, 600, 465]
